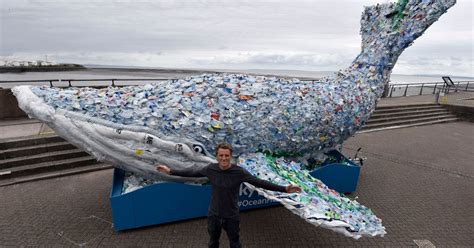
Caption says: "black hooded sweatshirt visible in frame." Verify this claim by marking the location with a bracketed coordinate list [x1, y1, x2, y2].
[172, 163, 286, 219]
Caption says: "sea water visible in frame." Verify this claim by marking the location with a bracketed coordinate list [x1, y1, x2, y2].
[0, 67, 472, 89]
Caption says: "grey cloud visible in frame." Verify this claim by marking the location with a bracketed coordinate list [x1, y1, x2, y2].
[245, 53, 348, 67]
[0, 0, 471, 76]
[188, 51, 353, 72]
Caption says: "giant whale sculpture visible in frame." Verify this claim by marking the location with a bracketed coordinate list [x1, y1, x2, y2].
[12, 0, 455, 239]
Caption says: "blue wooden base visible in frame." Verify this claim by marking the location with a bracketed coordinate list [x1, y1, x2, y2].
[110, 169, 279, 231]
[309, 150, 361, 194]
[109, 150, 360, 231]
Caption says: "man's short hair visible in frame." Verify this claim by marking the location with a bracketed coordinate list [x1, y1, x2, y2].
[215, 143, 233, 154]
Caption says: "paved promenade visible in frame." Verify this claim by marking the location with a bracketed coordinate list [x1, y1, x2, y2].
[1, 120, 473, 247]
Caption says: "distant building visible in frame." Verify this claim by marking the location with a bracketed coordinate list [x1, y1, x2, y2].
[0, 60, 84, 72]
[1, 59, 58, 67]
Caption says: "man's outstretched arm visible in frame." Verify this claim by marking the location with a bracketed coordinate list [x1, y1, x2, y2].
[285, 184, 302, 193]
[156, 165, 206, 178]
[242, 169, 301, 193]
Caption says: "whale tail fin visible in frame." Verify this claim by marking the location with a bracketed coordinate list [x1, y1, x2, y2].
[360, 0, 455, 56]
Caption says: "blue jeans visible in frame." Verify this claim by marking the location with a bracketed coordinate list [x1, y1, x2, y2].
[208, 216, 241, 248]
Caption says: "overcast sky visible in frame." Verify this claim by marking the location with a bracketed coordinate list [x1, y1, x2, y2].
[0, 0, 472, 76]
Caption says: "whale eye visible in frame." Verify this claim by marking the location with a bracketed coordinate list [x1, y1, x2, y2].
[192, 144, 205, 154]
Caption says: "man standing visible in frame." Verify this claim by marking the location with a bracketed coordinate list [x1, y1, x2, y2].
[156, 143, 301, 248]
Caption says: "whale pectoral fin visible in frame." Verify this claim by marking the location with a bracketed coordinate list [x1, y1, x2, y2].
[239, 153, 385, 239]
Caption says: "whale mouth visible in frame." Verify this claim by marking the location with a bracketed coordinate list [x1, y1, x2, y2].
[12, 85, 216, 182]
[57, 110, 217, 181]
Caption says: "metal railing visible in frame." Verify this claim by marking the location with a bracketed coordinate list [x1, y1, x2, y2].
[382, 81, 473, 98]
[0, 78, 174, 88]
[0, 78, 472, 98]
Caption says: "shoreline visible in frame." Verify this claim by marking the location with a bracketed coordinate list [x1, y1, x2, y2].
[0, 66, 472, 85]
[0, 64, 86, 73]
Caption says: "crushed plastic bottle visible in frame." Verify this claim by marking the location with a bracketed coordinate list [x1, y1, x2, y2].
[30, 71, 377, 158]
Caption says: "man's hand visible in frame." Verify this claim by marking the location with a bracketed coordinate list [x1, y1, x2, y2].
[156, 165, 171, 174]
[286, 184, 302, 193]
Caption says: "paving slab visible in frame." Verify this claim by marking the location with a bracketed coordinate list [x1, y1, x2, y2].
[0, 119, 53, 140]
[0, 121, 473, 247]
[439, 91, 474, 108]
[376, 94, 437, 107]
